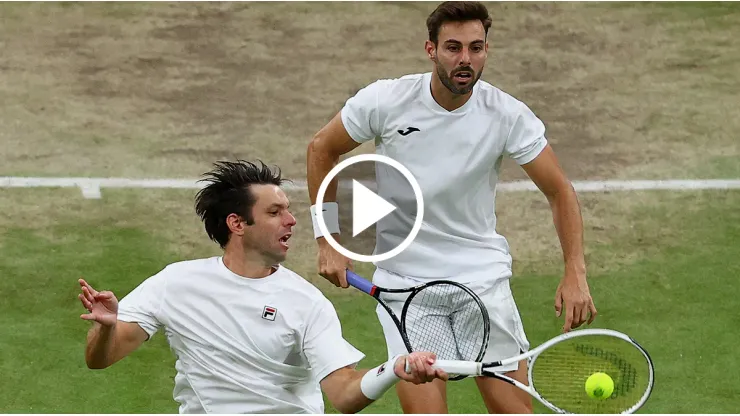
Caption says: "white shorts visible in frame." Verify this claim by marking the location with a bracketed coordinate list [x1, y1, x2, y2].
[372, 268, 530, 373]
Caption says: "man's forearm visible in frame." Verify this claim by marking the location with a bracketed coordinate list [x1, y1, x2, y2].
[332, 369, 375, 414]
[85, 322, 116, 369]
[323, 363, 405, 414]
[547, 184, 586, 279]
[306, 139, 340, 205]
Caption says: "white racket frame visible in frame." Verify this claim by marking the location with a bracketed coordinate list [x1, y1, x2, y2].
[432, 328, 655, 414]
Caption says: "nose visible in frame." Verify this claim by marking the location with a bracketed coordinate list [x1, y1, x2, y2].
[459, 47, 472, 66]
[284, 211, 297, 227]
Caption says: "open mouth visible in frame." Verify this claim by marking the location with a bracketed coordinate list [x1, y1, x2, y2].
[279, 233, 291, 249]
[453, 71, 473, 82]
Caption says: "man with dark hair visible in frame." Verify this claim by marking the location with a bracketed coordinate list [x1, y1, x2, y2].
[307, 1, 597, 413]
[77, 160, 448, 414]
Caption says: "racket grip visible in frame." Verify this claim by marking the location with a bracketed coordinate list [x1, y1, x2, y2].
[432, 360, 482, 376]
[346, 270, 375, 295]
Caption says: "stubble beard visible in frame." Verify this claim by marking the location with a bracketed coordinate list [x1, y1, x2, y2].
[435, 59, 483, 95]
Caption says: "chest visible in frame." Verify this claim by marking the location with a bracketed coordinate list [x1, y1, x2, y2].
[164, 283, 307, 366]
[378, 108, 510, 199]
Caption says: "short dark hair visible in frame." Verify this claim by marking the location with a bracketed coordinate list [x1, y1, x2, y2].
[194, 160, 284, 248]
[426, 1, 493, 45]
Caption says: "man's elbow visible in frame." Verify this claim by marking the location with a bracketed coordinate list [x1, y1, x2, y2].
[307, 133, 330, 160]
[85, 352, 113, 369]
[544, 180, 576, 202]
[307, 134, 320, 157]
[326, 386, 372, 414]
[85, 360, 110, 370]
[322, 369, 371, 414]
[331, 399, 364, 414]
[324, 389, 353, 414]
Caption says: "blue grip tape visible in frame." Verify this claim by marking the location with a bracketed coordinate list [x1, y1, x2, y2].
[346, 270, 376, 295]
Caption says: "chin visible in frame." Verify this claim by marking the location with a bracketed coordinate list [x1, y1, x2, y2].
[271, 253, 287, 264]
[457, 86, 474, 95]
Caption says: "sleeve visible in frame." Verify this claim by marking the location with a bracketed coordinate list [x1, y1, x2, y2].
[504, 101, 549, 165]
[302, 297, 366, 382]
[117, 268, 168, 340]
[340, 80, 387, 144]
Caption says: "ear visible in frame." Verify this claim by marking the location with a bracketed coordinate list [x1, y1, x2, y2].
[226, 213, 246, 237]
[424, 40, 436, 61]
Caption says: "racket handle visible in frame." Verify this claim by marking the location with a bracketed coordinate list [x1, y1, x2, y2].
[346, 270, 376, 295]
[432, 360, 482, 376]
[403, 359, 482, 376]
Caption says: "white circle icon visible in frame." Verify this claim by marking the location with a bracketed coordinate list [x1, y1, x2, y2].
[315, 154, 424, 263]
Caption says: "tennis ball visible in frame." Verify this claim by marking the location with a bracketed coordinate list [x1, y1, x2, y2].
[585, 372, 614, 399]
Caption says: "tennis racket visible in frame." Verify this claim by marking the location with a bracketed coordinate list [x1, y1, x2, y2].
[428, 328, 655, 414]
[345, 269, 490, 381]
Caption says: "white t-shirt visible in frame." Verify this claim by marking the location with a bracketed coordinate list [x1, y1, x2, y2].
[341, 72, 548, 284]
[117, 256, 364, 414]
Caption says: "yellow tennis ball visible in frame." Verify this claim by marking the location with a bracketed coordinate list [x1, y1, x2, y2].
[585, 372, 614, 399]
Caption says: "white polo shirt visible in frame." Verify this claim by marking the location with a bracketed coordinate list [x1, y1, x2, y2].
[117, 257, 364, 414]
[341, 72, 548, 284]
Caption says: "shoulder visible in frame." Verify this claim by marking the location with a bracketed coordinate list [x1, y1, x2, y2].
[378, 73, 426, 103]
[140, 257, 219, 291]
[376, 72, 427, 93]
[361, 72, 426, 92]
[273, 267, 340, 325]
[350, 73, 428, 108]
[157, 257, 218, 277]
[274, 266, 332, 304]
[475, 79, 531, 120]
[118, 258, 217, 305]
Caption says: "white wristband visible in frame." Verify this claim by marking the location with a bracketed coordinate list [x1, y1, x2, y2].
[310, 202, 340, 239]
[360, 355, 404, 400]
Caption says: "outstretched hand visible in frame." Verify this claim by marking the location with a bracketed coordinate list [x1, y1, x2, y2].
[78, 278, 118, 327]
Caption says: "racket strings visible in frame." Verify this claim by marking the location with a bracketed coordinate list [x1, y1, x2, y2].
[530, 335, 651, 413]
[574, 343, 638, 397]
[403, 283, 487, 362]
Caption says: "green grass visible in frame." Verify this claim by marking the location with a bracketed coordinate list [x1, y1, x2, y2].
[687, 155, 740, 179]
[1, 190, 738, 413]
[0, 226, 181, 413]
[508, 191, 740, 414]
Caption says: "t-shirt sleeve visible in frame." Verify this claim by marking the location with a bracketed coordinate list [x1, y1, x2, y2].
[117, 268, 168, 340]
[504, 101, 548, 165]
[340, 80, 387, 144]
[303, 297, 365, 382]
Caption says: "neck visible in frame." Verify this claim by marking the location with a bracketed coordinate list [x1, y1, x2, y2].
[430, 71, 473, 112]
[222, 244, 275, 279]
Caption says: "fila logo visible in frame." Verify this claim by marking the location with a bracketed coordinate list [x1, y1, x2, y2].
[262, 306, 277, 321]
[397, 127, 420, 136]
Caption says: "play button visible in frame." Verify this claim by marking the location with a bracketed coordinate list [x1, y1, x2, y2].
[315, 154, 424, 263]
[352, 180, 396, 237]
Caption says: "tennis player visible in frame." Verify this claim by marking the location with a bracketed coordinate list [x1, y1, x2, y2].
[78, 160, 448, 414]
[306, 2, 597, 413]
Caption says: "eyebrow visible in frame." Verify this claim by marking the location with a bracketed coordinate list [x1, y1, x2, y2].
[266, 202, 289, 210]
[444, 39, 485, 45]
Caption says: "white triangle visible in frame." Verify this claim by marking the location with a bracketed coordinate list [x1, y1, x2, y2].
[352, 180, 396, 237]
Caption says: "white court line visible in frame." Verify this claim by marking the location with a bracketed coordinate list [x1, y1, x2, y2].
[1, 176, 740, 199]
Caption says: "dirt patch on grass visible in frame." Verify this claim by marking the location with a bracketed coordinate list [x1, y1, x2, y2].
[1, 2, 738, 181]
